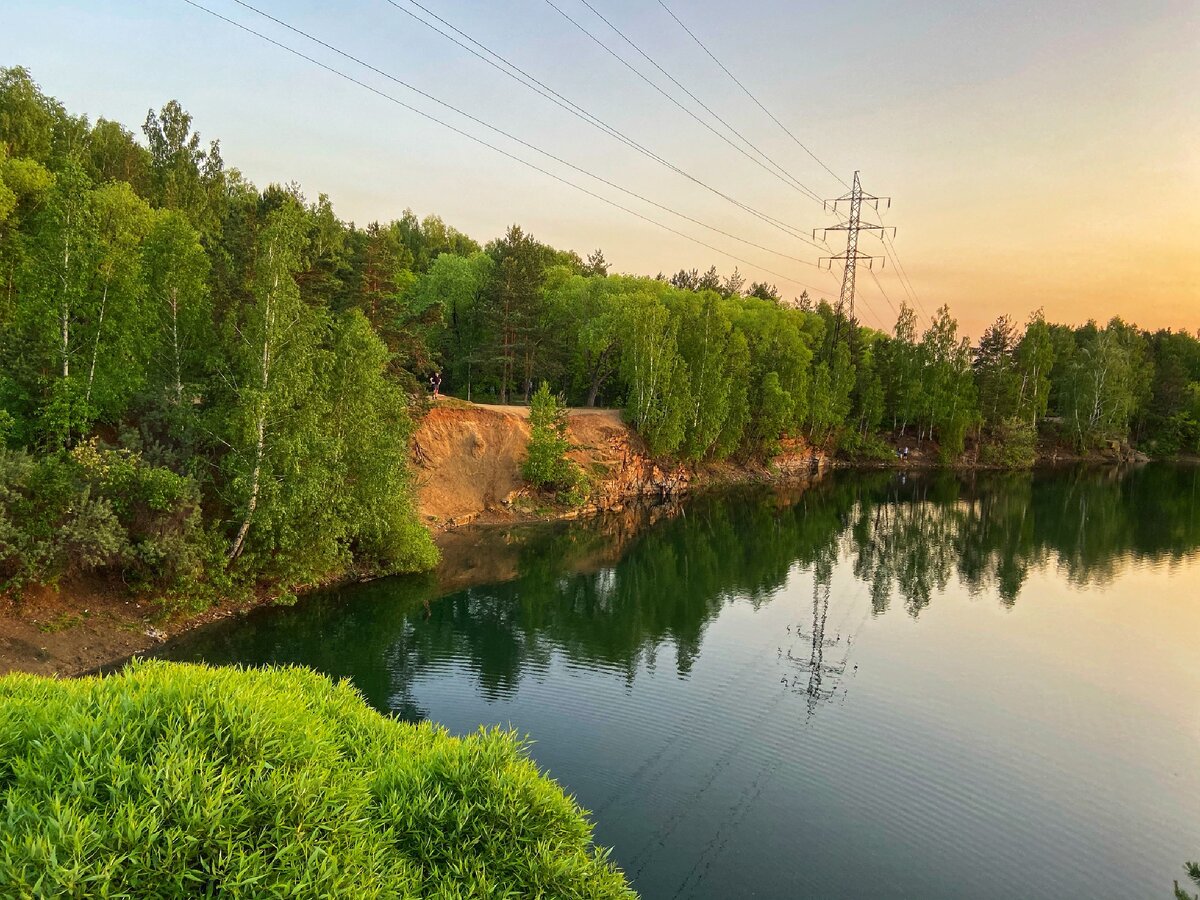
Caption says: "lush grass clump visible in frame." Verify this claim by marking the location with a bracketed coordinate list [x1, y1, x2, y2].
[0, 661, 634, 898]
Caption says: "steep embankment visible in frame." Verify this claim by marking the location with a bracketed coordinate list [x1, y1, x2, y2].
[411, 401, 669, 528]
[410, 399, 827, 529]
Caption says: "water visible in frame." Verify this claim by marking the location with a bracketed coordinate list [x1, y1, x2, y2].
[161, 465, 1200, 898]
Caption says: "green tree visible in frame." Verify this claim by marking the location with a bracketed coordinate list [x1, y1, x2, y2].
[326, 310, 437, 572]
[1058, 318, 1151, 449]
[15, 162, 95, 444]
[485, 225, 551, 402]
[79, 181, 153, 423]
[921, 305, 978, 460]
[884, 302, 923, 434]
[619, 286, 688, 455]
[974, 314, 1020, 428]
[142, 100, 225, 238]
[1013, 310, 1055, 428]
[1176, 862, 1200, 900]
[675, 291, 735, 459]
[423, 251, 492, 399]
[140, 209, 211, 447]
[222, 199, 325, 568]
[523, 381, 583, 500]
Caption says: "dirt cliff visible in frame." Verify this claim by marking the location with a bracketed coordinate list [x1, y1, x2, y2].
[410, 399, 826, 529]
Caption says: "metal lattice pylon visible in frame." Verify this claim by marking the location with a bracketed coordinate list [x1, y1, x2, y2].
[816, 171, 894, 322]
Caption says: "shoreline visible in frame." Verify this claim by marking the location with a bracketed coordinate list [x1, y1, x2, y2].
[0, 457, 823, 679]
[2, 446, 1190, 680]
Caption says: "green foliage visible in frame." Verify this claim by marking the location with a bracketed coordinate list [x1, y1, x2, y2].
[1054, 317, 1152, 450]
[618, 287, 689, 455]
[978, 418, 1038, 468]
[524, 382, 589, 505]
[4, 63, 1200, 611]
[837, 428, 895, 461]
[1176, 862, 1200, 900]
[326, 310, 439, 573]
[0, 441, 203, 591]
[0, 661, 634, 898]
[674, 292, 736, 459]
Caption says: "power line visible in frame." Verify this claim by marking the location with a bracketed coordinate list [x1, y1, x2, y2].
[376, 0, 826, 250]
[881, 231, 933, 324]
[829, 260, 884, 330]
[222, 0, 827, 266]
[543, 0, 827, 209]
[867, 265, 898, 322]
[654, 0, 936, 331]
[655, 0, 848, 190]
[570, 0, 826, 206]
[179, 0, 833, 296]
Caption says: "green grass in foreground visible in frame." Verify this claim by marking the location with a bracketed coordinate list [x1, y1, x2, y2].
[0, 661, 635, 898]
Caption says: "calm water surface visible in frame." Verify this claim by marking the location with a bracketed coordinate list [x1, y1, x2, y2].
[163, 466, 1200, 898]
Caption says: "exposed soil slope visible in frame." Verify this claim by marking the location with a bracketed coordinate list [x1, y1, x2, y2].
[411, 400, 677, 528]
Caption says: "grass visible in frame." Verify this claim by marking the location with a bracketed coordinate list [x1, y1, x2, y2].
[35, 611, 86, 633]
[0, 660, 635, 898]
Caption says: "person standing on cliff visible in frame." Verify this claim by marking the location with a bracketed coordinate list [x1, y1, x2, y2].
[430, 372, 442, 398]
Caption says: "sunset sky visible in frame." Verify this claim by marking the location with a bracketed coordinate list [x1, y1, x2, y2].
[5, 0, 1197, 338]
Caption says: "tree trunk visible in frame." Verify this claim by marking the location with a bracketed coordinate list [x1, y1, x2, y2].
[229, 263, 278, 562]
[170, 285, 183, 404]
[228, 413, 264, 562]
[60, 223, 71, 380]
[84, 280, 110, 409]
[585, 347, 613, 408]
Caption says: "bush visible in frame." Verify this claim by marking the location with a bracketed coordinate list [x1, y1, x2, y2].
[978, 418, 1038, 468]
[524, 382, 589, 504]
[837, 429, 895, 461]
[0, 442, 204, 592]
[0, 661, 635, 898]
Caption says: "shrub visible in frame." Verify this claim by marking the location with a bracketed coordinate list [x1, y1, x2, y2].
[0, 442, 204, 592]
[524, 382, 589, 504]
[0, 661, 635, 898]
[978, 418, 1038, 468]
[837, 429, 895, 462]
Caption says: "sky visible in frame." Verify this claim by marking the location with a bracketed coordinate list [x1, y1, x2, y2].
[3, 0, 1197, 339]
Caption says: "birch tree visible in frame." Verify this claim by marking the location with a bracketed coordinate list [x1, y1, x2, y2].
[142, 209, 210, 417]
[80, 181, 151, 423]
[675, 291, 734, 459]
[224, 201, 319, 564]
[619, 287, 688, 455]
[20, 162, 93, 444]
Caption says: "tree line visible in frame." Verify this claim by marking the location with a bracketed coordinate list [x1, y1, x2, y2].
[2, 66, 1198, 598]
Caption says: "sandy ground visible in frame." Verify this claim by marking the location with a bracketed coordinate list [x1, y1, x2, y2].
[0, 581, 262, 678]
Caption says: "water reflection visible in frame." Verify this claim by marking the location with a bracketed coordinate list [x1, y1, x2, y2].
[159, 464, 1200, 899]
[164, 464, 1199, 711]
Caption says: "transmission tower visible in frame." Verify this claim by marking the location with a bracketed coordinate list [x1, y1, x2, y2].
[815, 171, 894, 321]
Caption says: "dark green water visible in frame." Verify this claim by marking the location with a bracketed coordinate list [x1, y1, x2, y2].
[162, 465, 1200, 899]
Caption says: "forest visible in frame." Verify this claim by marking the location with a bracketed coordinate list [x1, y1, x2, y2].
[2, 65, 1199, 603]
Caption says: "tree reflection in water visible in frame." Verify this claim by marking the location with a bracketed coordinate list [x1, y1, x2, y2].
[162, 464, 1200, 715]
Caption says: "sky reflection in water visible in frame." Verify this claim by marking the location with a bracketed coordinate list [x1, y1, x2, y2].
[163, 465, 1200, 899]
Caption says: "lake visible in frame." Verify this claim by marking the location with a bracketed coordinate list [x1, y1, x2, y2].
[161, 464, 1200, 899]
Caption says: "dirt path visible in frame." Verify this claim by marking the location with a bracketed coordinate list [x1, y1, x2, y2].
[434, 398, 624, 421]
